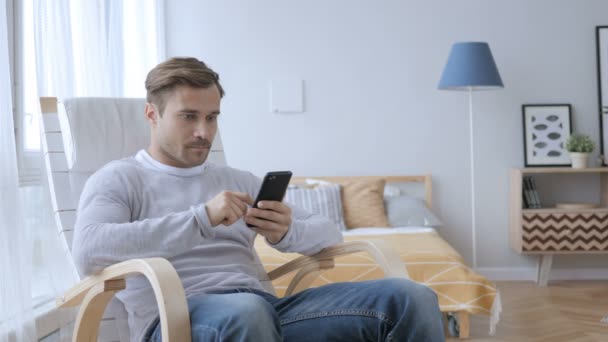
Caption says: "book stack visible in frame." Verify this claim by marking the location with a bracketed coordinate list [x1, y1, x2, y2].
[522, 176, 542, 209]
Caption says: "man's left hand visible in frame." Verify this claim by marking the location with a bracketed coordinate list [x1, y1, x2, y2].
[244, 201, 291, 244]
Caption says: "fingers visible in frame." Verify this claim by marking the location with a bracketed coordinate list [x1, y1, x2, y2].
[245, 216, 280, 231]
[246, 216, 286, 237]
[206, 191, 254, 227]
[244, 201, 291, 244]
[228, 196, 248, 217]
[222, 203, 240, 225]
[220, 193, 248, 226]
[257, 201, 291, 215]
[247, 207, 287, 225]
[222, 204, 240, 225]
[248, 219, 289, 244]
[231, 192, 254, 206]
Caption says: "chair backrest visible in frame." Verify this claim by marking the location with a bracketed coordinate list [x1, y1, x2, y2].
[39, 97, 227, 342]
[40, 97, 227, 251]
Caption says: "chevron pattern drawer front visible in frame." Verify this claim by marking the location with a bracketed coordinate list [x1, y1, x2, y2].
[521, 212, 608, 252]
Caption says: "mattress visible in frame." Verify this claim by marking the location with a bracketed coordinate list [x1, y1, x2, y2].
[254, 227, 501, 334]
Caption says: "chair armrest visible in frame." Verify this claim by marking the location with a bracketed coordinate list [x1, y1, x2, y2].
[58, 258, 191, 342]
[268, 239, 408, 295]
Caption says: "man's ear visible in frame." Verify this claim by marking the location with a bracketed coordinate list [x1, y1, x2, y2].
[145, 103, 159, 127]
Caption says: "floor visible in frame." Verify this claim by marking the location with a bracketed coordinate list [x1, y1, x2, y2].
[447, 281, 608, 342]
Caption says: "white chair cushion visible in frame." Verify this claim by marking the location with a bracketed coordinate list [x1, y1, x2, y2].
[58, 98, 150, 172]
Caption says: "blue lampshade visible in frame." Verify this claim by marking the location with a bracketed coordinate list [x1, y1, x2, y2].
[438, 42, 503, 90]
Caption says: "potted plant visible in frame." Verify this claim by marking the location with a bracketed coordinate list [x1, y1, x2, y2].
[565, 134, 595, 169]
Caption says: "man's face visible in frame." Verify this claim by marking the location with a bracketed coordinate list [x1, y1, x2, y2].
[147, 85, 221, 168]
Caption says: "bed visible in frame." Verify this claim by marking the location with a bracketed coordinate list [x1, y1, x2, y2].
[254, 175, 501, 338]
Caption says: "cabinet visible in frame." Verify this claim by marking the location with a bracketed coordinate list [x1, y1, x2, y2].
[509, 167, 608, 286]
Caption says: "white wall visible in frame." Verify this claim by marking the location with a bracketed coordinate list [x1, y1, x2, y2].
[165, 0, 608, 271]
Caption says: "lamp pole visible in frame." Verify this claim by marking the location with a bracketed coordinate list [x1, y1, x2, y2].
[468, 86, 477, 269]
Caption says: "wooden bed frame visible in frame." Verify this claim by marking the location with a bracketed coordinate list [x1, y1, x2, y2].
[290, 175, 470, 339]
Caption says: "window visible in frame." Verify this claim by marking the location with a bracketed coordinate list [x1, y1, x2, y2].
[21, 0, 40, 153]
[8, 1, 53, 310]
[13, 0, 164, 185]
[13, 0, 41, 185]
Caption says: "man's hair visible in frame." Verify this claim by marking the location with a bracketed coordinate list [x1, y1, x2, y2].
[145, 57, 225, 115]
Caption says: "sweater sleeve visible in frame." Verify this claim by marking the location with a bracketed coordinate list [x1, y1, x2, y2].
[72, 164, 213, 276]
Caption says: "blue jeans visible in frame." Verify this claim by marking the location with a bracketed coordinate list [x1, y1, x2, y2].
[145, 278, 444, 342]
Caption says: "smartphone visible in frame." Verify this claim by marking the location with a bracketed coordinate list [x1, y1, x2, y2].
[246, 171, 293, 227]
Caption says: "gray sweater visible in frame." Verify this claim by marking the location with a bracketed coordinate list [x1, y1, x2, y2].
[72, 150, 342, 341]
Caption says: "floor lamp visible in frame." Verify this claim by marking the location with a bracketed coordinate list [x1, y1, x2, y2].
[438, 42, 504, 268]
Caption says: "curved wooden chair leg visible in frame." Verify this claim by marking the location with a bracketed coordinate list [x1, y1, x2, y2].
[73, 279, 125, 342]
[58, 258, 192, 342]
[268, 240, 408, 282]
[285, 259, 335, 296]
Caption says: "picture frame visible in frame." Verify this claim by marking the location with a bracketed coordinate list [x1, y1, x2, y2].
[596, 26, 608, 166]
[522, 104, 572, 167]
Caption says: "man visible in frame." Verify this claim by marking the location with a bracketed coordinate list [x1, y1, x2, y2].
[73, 57, 444, 342]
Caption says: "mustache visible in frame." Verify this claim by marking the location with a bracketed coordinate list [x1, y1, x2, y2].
[187, 140, 212, 148]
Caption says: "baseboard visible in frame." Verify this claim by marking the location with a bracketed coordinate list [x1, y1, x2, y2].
[475, 267, 608, 281]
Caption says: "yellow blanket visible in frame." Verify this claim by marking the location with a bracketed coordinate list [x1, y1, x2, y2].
[255, 229, 501, 333]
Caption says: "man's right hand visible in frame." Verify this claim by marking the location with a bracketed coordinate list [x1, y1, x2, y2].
[205, 191, 254, 227]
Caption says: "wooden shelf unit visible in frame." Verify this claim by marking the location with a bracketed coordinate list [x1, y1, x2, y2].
[513, 167, 608, 174]
[509, 167, 608, 286]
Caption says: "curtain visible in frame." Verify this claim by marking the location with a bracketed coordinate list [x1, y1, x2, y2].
[0, 0, 37, 340]
[34, 0, 165, 98]
[1, 1, 165, 341]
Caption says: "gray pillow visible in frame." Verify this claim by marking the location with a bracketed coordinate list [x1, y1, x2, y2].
[285, 184, 347, 231]
[384, 195, 442, 227]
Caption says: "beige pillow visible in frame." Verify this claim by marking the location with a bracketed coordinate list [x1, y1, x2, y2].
[342, 179, 389, 228]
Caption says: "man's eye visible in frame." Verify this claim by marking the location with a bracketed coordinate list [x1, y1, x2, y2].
[207, 115, 218, 122]
[184, 114, 196, 120]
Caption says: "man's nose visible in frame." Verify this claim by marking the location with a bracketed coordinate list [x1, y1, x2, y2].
[194, 121, 209, 138]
